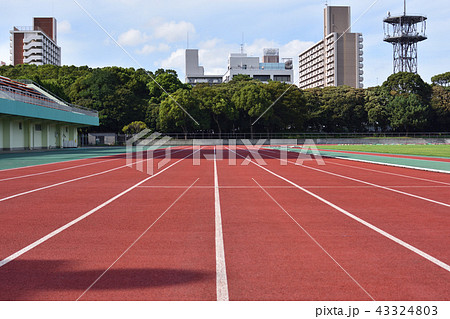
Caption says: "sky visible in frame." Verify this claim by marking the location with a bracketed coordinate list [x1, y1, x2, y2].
[0, 0, 449, 88]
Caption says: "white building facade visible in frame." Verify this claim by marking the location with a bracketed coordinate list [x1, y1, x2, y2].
[10, 17, 61, 66]
[223, 49, 293, 84]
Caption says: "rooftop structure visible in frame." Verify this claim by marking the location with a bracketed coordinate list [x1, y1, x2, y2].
[383, 0, 427, 73]
[223, 49, 293, 83]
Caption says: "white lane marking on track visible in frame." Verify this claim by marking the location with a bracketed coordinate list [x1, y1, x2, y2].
[214, 146, 229, 301]
[252, 178, 375, 301]
[0, 148, 200, 269]
[0, 151, 129, 172]
[314, 152, 450, 174]
[264, 148, 450, 185]
[281, 147, 450, 174]
[325, 160, 450, 186]
[76, 178, 200, 301]
[0, 158, 120, 182]
[228, 147, 450, 273]
[0, 148, 187, 203]
[259, 148, 450, 208]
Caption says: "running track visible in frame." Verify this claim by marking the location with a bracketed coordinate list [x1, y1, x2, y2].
[0, 146, 449, 301]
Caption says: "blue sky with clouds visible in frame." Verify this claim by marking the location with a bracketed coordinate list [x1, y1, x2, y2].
[1, 0, 448, 87]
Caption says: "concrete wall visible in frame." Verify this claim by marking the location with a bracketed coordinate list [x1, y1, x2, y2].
[11, 120, 25, 149]
[0, 118, 81, 150]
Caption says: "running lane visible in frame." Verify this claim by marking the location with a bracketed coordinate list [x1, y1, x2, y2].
[221, 147, 449, 300]
[0, 148, 216, 301]
[0, 148, 192, 260]
[256, 148, 450, 265]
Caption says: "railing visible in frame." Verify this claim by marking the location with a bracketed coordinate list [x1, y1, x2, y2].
[160, 132, 450, 140]
[0, 84, 98, 117]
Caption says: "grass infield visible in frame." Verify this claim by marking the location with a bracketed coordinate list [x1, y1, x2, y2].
[316, 144, 450, 158]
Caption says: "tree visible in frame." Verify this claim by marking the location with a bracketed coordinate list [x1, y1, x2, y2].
[264, 81, 307, 132]
[193, 84, 237, 136]
[364, 86, 391, 131]
[430, 85, 450, 131]
[147, 69, 187, 104]
[231, 82, 271, 132]
[389, 94, 430, 132]
[382, 72, 431, 104]
[122, 121, 148, 135]
[159, 89, 208, 137]
[431, 72, 450, 87]
[311, 86, 367, 132]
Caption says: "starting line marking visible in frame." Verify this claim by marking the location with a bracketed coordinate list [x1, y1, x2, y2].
[228, 147, 450, 274]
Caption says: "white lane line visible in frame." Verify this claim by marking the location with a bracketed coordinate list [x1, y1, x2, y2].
[0, 158, 121, 182]
[320, 154, 450, 174]
[275, 147, 450, 174]
[263, 147, 450, 186]
[0, 148, 200, 269]
[228, 147, 450, 273]
[0, 148, 187, 203]
[214, 146, 229, 301]
[258, 148, 450, 208]
[252, 178, 375, 301]
[137, 185, 450, 189]
[0, 151, 129, 173]
[325, 160, 450, 186]
[77, 178, 200, 301]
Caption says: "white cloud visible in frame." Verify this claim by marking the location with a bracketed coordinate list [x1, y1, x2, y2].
[58, 20, 72, 34]
[0, 41, 10, 65]
[117, 29, 149, 46]
[137, 43, 171, 55]
[160, 49, 186, 71]
[153, 21, 195, 42]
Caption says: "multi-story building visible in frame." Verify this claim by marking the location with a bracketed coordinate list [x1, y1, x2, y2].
[299, 6, 363, 89]
[10, 17, 61, 66]
[223, 48, 293, 83]
[185, 49, 223, 85]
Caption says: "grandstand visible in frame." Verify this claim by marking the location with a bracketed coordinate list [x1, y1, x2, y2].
[0, 76, 99, 151]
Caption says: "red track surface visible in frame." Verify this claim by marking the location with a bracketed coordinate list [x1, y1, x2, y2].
[0, 146, 449, 301]
[314, 148, 450, 163]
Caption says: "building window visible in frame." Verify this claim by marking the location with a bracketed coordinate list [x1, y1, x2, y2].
[19, 122, 22, 130]
[35, 124, 42, 131]
[274, 75, 291, 82]
[253, 75, 271, 82]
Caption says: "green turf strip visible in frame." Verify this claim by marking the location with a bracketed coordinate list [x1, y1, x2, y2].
[315, 144, 450, 158]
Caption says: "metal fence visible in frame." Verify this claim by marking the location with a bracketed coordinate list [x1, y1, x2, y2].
[79, 132, 450, 147]
[160, 132, 450, 140]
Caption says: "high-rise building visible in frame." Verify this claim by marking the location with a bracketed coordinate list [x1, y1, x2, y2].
[10, 17, 61, 66]
[299, 6, 363, 89]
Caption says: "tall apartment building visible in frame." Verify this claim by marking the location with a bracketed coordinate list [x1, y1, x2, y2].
[10, 17, 61, 66]
[299, 6, 363, 89]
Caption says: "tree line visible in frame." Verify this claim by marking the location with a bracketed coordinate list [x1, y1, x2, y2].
[0, 64, 449, 134]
